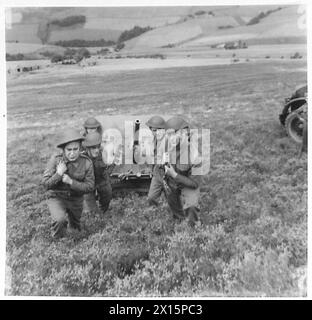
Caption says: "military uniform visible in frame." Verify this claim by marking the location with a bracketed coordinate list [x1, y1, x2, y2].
[83, 151, 112, 214]
[146, 115, 166, 206]
[162, 116, 202, 226]
[159, 145, 201, 225]
[42, 152, 94, 237]
[82, 117, 103, 137]
[148, 165, 165, 206]
[82, 131, 112, 214]
[147, 145, 166, 206]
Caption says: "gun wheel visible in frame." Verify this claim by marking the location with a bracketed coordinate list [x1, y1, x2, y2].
[285, 112, 304, 144]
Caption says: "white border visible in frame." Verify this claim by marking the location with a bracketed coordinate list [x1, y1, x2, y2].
[0, 0, 310, 300]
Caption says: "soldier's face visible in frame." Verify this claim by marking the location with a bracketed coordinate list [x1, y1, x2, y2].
[150, 127, 165, 141]
[87, 128, 97, 134]
[167, 129, 188, 150]
[155, 129, 165, 141]
[64, 141, 80, 162]
[88, 145, 100, 158]
[167, 129, 180, 149]
[178, 129, 189, 144]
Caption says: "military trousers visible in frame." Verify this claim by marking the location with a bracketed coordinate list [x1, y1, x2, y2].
[47, 195, 83, 238]
[83, 182, 112, 214]
[147, 172, 164, 206]
[164, 186, 200, 227]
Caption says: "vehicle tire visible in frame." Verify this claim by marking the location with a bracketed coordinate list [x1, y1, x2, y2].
[285, 111, 304, 144]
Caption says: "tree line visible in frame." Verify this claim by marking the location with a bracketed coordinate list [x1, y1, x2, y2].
[50, 15, 86, 27]
[53, 39, 116, 47]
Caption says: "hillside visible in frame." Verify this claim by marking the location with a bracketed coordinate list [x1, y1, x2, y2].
[124, 15, 243, 50]
[123, 5, 306, 51]
[6, 7, 200, 44]
[124, 20, 204, 51]
[6, 5, 306, 47]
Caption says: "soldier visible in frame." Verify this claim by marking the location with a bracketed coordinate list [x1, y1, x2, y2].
[82, 117, 103, 136]
[42, 129, 95, 238]
[82, 132, 112, 214]
[299, 115, 307, 158]
[146, 115, 166, 206]
[162, 116, 202, 227]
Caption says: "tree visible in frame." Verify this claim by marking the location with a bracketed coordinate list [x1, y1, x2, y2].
[115, 42, 125, 52]
[74, 48, 91, 62]
[50, 15, 86, 27]
[118, 26, 153, 43]
[77, 48, 91, 59]
[51, 54, 63, 63]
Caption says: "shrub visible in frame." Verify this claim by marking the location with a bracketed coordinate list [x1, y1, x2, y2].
[40, 51, 56, 58]
[194, 10, 206, 16]
[218, 25, 234, 30]
[237, 249, 294, 295]
[51, 48, 91, 63]
[50, 15, 86, 28]
[118, 26, 153, 43]
[290, 52, 302, 59]
[64, 48, 76, 57]
[247, 7, 283, 25]
[161, 43, 175, 48]
[114, 42, 125, 52]
[76, 48, 91, 59]
[106, 225, 237, 296]
[97, 48, 110, 55]
[51, 55, 62, 63]
[54, 39, 115, 47]
[6, 53, 25, 61]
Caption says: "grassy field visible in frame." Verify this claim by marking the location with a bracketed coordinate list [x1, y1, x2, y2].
[6, 59, 307, 296]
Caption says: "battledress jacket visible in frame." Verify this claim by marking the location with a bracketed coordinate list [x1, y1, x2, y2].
[81, 150, 112, 186]
[42, 153, 95, 198]
[166, 142, 202, 191]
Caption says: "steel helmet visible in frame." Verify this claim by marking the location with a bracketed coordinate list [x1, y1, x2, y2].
[83, 132, 102, 147]
[146, 115, 166, 129]
[57, 129, 85, 148]
[83, 117, 101, 129]
[165, 116, 189, 131]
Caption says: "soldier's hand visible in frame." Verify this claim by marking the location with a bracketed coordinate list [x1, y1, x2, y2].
[165, 165, 177, 178]
[162, 152, 170, 165]
[62, 174, 73, 185]
[57, 161, 67, 176]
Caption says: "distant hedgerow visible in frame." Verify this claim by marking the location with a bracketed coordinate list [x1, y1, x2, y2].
[50, 15, 86, 28]
[53, 39, 116, 47]
[118, 26, 153, 43]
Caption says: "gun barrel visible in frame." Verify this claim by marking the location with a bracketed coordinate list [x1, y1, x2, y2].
[134, 119, 140, 146]
[133, 119, 140, 164]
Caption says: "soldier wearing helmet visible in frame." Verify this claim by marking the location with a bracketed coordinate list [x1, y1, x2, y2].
[146, 115, 166, 140]
[82, 117, 103, 136]
[82, 132, 112, 215]
[162, 116, 202, 227]
[146, 115, 166, 206]
[41, 129, 95, 238]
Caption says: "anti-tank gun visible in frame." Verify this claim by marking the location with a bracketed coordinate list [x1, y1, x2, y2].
[279, 84, 307, 146]
[93, 115, 207, 195]
[97, 115, 158, 194]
